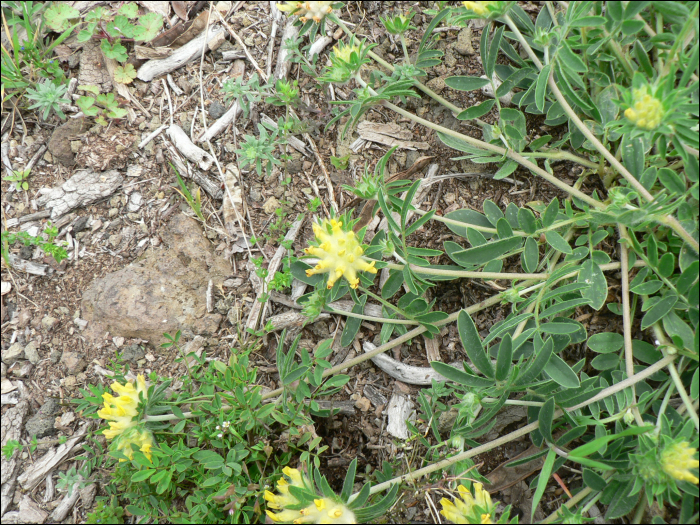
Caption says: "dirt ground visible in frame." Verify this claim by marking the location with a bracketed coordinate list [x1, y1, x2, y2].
[1, 2, 621, 523]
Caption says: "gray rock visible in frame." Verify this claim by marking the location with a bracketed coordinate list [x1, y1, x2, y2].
[60, 351, 86, 373]
[120, 344, 145, 363]
[209, 101, 226, 119]
[455, 27, 475, 56]
[72, 215, 90, 233]
[426, 76, 446, 94]
[25, 398, 60, 439]
[127, 192, 143, 212]
[81, 214, 227, 346]
[2, 343, 25, 365]
[23, 342, 40, 365]
[49, 349, 62, 365]
[41, 316, 59, 331]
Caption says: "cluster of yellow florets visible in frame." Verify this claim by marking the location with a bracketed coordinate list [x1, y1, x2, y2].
[331, 43, 360, 64]
[624, 87, 665, 130]
[265, 467, 356, 523]
[462, 1, 496, 16]
[439, 483, 496, 524]
[304, 219, 377, 289]
[98, 375, 154, 461]
[661, 441, 700, 485]
[277, 1, 334, 23]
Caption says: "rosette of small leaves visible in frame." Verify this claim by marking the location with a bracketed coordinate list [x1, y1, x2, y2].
[265, 79, 301, 108]
[222, 73, 262, 117]
[381, 10, 417, 35]
[341, 164, 383, 200]
[25, 81, 71, 120]
[235, 123, 283, 176]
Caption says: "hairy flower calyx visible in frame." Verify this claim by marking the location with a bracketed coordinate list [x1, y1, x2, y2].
[624, 87, 664, 131]
[277, 1, 333, 23]
[304, 219, 377, 289]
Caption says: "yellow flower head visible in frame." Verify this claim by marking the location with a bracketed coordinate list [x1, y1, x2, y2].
[113, 426, 155, 462]
[463, 1, 494, 16]
[439, 483, 495, 524]
[265, 468, 356, 523]
[332, 43, 360, 64]
[661, 441, 699, 484]
[304, 219, 377, 289]
[97, 375, 148, 440]
[277, 1, 333, 23]
[624, 86, 665, 131]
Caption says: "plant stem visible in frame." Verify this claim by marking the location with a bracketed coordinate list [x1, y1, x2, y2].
[619, 224, 646, 427]
[325, 306, 417, 325]
[502, 14, 699, 254]
[651, 322, 700, 428]
[355, 354, 676, 501]
[377, 94, 604, 209]
[412, 207, 588, 238]
[383, 260, 546, 280]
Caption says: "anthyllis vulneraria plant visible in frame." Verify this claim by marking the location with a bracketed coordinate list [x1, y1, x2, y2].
[439, 482, 514, 524]
[303, 218, 377, 289]
[97, 375, 155, 462]
[265, 460, 398, 523]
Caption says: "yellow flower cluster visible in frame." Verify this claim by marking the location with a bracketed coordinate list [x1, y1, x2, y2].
[304, 219, 377, 289]
[624, 87, 664, 130]
[661, 441, 699, 484]
[440, 483, 495, 524]
[332, 44, 360, 64]
[98, 375, 154, 461]
[462, 1, 496, 16]
[265, 467, 356, 524]
[114, 426, 155, 462]
[277, 1, 333, 23]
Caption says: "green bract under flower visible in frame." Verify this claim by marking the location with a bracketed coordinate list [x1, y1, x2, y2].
[304, 219, 377, 289]
[277, 1, 334, 23]
[624, 86, 665, 131]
